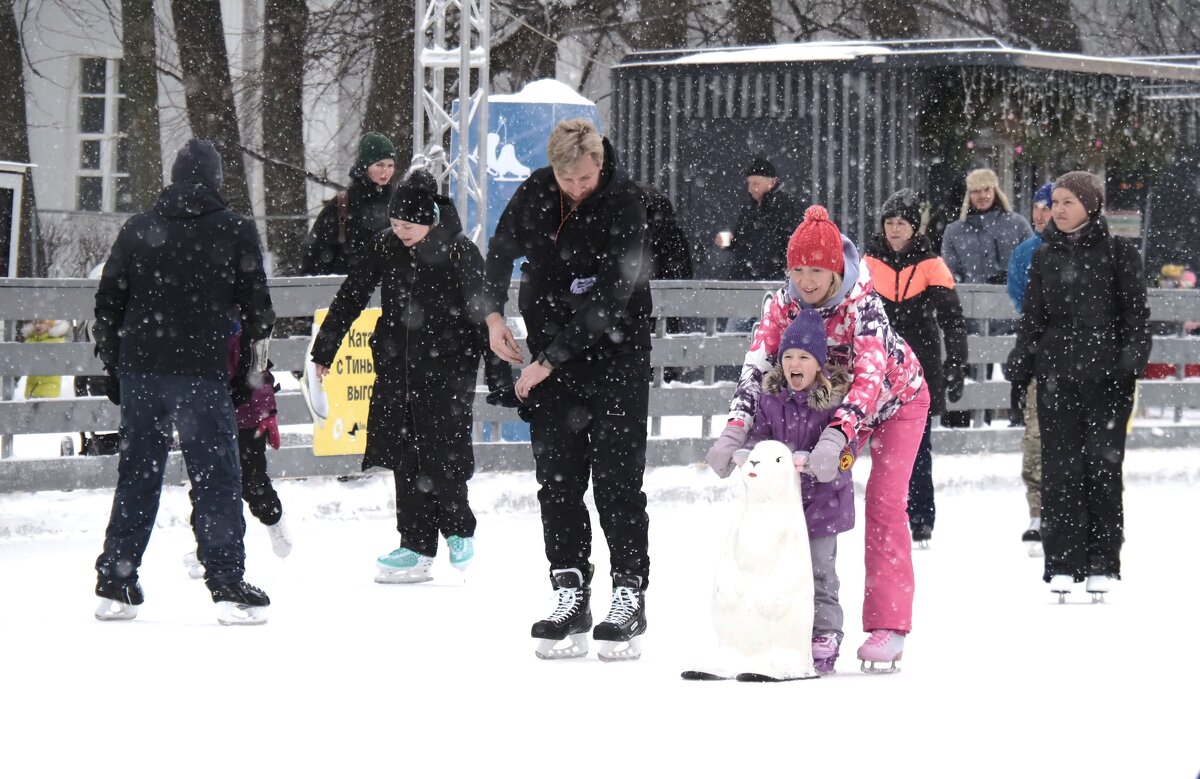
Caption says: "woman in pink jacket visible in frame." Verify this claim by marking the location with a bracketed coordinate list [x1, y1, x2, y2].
[706, 205, 929, 673]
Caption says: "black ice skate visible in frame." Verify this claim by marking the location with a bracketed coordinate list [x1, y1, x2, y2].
[211, 581, 271, 626]
[532, 568, 592, 660]
[594, 574, 647, 662]
[95, 579, 144, 621]
[910, 524, 932, 550]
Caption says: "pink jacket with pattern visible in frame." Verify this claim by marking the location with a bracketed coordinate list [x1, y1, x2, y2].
[727, 237, 925, 447]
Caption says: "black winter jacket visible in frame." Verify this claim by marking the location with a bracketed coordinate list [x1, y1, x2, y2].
[483, 138, 652, 367]
[643, 188, 692, 280]
[311, 224, 494, 473]
[301, 168, 394, 275]
[863, 234, 968, 416]
[94, 182, 275, 383]
[1007, 215, 1151, 387]
[726, 184, 804, 281]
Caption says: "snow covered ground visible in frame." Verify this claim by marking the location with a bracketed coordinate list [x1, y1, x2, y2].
[1, 448, 1198, 778]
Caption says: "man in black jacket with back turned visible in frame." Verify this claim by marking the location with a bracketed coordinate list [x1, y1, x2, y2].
[484, 118, 652, 661]
[92, 138, 276, 625]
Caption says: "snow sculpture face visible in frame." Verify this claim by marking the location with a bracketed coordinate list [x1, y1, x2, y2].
[738, 439, 799, 499]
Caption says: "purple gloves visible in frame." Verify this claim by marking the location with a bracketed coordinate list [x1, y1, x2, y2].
[805, 427, 847, 483]
[705, 424, 749, 479]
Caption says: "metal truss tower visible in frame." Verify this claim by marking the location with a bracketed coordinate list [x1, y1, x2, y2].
[413, 0, 490, 246]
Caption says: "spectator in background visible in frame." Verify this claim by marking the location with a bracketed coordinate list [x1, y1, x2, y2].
[940, 168, 1033, 427]
[862, 188, 967, 548]
[92, 138, 276, 625]
[714, 157, 804, 284]
[301, 132, 397, 275]
[1005, 171, 1150, 601]
[642, 183, 693, 382]
[20, 318, 69, 398]
[1007, 182, 1054, 556]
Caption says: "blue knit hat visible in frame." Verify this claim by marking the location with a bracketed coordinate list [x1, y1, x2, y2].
[777, 308, 828, 365]
[1033, 182, 1054, 208]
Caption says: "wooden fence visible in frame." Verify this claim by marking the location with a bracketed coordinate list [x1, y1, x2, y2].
[2, 277, 1198, 493]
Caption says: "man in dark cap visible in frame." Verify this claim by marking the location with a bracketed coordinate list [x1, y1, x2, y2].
[714, 156, 804, 282]
[92, 138, 277, 625]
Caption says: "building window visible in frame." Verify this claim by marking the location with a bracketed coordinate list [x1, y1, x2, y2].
[76, 57, 129, 212]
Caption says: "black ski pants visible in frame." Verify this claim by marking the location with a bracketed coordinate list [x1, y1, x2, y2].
[526, 350, 652, 587]
[1037, 374, 1136, 581]
[97, 374, 246, 591]
[907, 412, 935, 529]
[393, 402, 477, 558]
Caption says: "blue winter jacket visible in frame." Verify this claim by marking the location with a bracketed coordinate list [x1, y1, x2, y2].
[1007, 232, 1044, 313]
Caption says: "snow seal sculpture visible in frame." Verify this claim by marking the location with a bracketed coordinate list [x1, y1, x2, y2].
[683, 439, 818, 682]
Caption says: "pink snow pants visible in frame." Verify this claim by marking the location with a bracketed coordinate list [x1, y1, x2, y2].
[858, 384, 929, 634]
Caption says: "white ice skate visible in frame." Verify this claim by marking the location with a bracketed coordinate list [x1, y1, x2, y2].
[182, 549, 205, 580]
[267, 518, 293, 558]
[1085, 575, 1111, 603]
[94, 599, 138, 621]
[857, 630, 904, 674]
[596, 636, 642, 663]
[1049, 574, 1074, 604]
[216, 602, 268, 626]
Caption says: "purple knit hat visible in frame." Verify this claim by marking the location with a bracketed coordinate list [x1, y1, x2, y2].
[777, 308, 828, 365]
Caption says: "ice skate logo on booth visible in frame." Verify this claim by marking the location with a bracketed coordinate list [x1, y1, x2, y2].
[487, 118, 532, 181]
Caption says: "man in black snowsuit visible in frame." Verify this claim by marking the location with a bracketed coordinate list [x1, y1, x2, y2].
[484, 118, 653, 661]
[92, 138, 276, 624]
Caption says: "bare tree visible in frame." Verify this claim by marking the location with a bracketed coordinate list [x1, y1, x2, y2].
[262, 0, 309, 276]
[121, 0, 163, 211]
[631, 0, 692, 50]
[1004, 0, 1080, 50]
[0, 3, 38, 276]
[169, 0, 254, 216]
[863, 0, 923, 38]
[363, 0, 415, 166]
[734, 0, 775, 44]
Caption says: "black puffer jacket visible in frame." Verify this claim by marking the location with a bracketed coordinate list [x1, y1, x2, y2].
[301, 167, 395, 275]
[311, 224, 490, 472]
[1007, 215, 1151, 387]
[94, 181, 274, 382]
[863, 234, 968, 416]
[726, 184, 804, 281]
[483, 138, 651, 366]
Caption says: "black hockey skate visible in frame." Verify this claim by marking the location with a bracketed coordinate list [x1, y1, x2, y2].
[532, 568, 592, 659]
[594, 574, 647, 662]
[95, 579, 144, 621]
[211, 581, 271, 626]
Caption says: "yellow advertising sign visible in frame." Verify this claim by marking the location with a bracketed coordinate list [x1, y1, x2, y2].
[308, 308, 380, 456]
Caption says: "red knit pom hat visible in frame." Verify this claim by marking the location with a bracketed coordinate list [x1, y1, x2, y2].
[787, 205, 844, 273]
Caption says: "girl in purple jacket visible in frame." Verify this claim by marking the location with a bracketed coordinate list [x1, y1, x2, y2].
[740, 308, 854, 674]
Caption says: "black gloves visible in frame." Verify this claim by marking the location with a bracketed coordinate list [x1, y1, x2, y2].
[486, 386, 521, 409]
[944, 362, 964, 404]
[1004, 349, 1032, 393]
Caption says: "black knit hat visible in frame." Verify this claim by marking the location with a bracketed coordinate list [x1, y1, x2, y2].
[389, 186, 440, 226]
[171, 138, 223, 190]
[356, 132, 397, 169]
[880, 188, 922, 232]
[744, 157, 778, 178]
[405, 169, 438, 193]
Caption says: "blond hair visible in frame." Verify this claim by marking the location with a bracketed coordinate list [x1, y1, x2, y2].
[547, 118, 604, 172]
